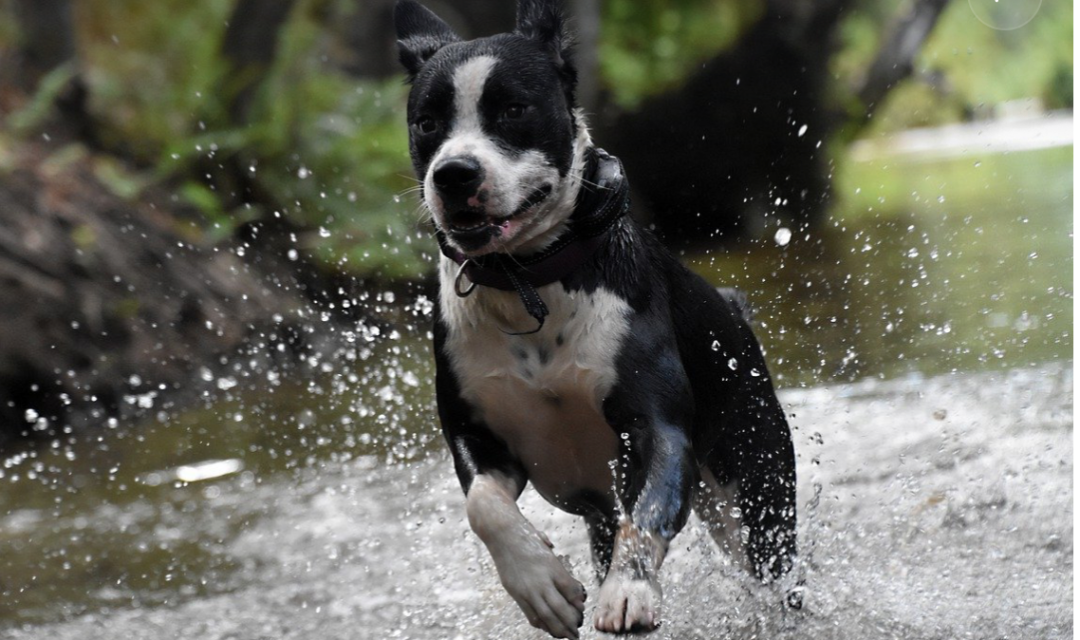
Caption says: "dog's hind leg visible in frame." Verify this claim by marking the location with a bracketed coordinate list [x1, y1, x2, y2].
[729, 404, 797, 584]
[667, 265, 797, 584]
[698, 392, 800, 606]
[691, 465, 751, 573]
[694, 457, 802, 609]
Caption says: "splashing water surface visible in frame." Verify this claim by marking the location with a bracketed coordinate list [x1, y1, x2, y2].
[0, 145, 1071, 639]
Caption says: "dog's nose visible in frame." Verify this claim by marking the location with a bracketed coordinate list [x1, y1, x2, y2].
[432, 156, 483, 202]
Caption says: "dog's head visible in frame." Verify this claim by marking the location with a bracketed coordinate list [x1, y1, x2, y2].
[395, 0, 589, 256]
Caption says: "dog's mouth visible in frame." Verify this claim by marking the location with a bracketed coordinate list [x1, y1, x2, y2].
[445, 184, 552, 249]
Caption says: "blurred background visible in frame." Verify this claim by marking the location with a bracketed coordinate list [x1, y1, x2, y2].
[0, 0, 1072, 637]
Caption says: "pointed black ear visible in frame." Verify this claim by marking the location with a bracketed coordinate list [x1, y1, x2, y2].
[395, 0, 460, 78]
[515, 0, 572, 69]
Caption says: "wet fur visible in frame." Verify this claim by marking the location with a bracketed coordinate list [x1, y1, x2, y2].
[396, 1, 797, 636]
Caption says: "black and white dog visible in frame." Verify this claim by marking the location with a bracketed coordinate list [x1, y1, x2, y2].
[395, 1, 797, 636]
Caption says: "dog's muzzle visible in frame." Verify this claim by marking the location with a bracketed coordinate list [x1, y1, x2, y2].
[433, 155, 484, 214]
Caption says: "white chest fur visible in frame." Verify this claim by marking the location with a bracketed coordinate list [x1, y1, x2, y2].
[438, 258, 629, 508]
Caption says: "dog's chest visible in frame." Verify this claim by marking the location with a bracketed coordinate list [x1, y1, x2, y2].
[439, 262, 629, 508]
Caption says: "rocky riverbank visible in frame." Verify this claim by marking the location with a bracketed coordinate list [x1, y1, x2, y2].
[0, 140, 356, 445]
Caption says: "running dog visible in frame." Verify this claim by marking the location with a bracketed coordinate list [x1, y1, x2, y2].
[395, 1, 798, 636]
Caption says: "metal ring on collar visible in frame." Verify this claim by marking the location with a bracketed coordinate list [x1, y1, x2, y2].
[454, 260, 477, 298]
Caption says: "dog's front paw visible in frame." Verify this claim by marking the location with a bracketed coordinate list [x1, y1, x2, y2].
[593, 572, 662, 634]
[492, 535, 587, 639]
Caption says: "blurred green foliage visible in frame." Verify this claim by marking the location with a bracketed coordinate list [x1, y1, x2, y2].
[78, 0, 425, 279]
[7, 63, 79, 133]
[0, 0, 1072, 281]
[834, 0, 1074, 132]
[599, 0, 760, 109]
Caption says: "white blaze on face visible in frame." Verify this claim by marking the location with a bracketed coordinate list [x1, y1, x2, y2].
[424, 55, 498, 219]
[448, 55, 495, 146]
[425, 55, 586, 255]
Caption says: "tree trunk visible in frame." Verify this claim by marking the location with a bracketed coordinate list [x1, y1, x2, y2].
[12, 0, 96, 145]
[595, 1, 845, 244]
[855, 0, 952, 125]
[594, 0, 950, 245]
[12, 0, 78, 87]
[568, 0, 601, 114]
[340, 0, 399, 78]
[220, 0, 299, 125]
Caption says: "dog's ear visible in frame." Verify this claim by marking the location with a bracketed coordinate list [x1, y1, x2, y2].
[395, 0, 460, 79]
[515, 0, 573, 72]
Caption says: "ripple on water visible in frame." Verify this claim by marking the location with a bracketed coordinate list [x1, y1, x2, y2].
[0, 363, 1071, 639]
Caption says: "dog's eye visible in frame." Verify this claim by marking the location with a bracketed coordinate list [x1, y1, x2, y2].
[414, 117, 437, 134]
[503, 104, 527, 120]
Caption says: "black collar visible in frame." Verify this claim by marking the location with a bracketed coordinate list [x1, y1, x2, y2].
[436, 147, 631, 335]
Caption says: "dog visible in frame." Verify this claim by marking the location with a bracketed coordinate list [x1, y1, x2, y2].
[394, 1, 798, 636]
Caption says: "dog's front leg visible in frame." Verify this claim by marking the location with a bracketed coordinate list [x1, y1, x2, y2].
[467, 472, 587, 639]
[594, 422, 696, 633]
[594, 519, 668, 633]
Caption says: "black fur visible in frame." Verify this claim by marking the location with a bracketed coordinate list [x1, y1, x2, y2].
[431, 210, 797, 580]
[396, 0, 798, 630]
[400, 20, 577, 181]
[395, 0, 460, 78]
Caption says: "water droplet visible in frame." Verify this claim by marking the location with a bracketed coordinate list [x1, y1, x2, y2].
[728, 358, 738, 370]
[297, 166, 311, 179]
[797, 124, 808, 137]
[774, 227, 792, 246]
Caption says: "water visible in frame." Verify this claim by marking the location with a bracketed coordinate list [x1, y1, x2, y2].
[688, 145, 1072, 387]
[0, 145, 1072, 638]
